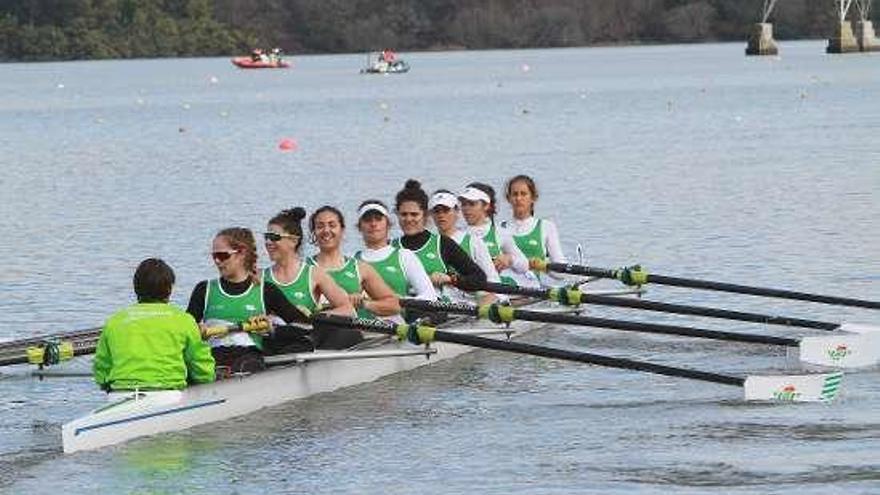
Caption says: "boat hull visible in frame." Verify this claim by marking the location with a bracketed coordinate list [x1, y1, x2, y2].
[231, 57, 290, 69]
[62, 308, 558, 453]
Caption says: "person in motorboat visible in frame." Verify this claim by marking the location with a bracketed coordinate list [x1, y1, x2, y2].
[307, 205, 400, 320]
[502, 174, 568, 286]
[393, 179, 487, 295]
[94, 258, 215, 392]
[262, 208, 359, 349]
[429, 189, 502, 305]
[458, 182, 536, 287]
[251, 48, 263, 62]
[380, 48, 397, 63]
[354, 199, 437, 321]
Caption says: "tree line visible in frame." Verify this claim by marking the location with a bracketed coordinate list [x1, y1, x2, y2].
[0, 0, 868, 61]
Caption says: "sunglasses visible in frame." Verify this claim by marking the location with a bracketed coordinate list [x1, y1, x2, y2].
[263, 232, 298, 242]
[211, 250, 238, 262]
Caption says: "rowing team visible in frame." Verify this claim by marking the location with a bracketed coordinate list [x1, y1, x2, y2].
[93, 175, 569, 392]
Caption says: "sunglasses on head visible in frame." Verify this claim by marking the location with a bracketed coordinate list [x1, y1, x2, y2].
[263, 232, 298, 242]
[211, 250, 238, 262]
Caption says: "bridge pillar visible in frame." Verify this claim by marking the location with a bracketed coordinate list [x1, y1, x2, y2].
[745, 23, 779, 56]
[827, 21, 860, 53]
[854, 20, 880, 51]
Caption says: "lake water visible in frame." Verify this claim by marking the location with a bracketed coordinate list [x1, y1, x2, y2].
[0, 41, 878, 494]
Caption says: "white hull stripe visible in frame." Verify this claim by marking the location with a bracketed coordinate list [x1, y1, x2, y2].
[74, 398, 227, 436]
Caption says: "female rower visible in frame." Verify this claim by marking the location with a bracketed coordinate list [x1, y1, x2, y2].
[393, 179, 487, 294]
[354, 199, 437, 309]
[186, 226, 315, 371]
[503, 174, 567, 285]
[429, 189, 501, 305]
[263, 207, 358, 349]
[457, 182, 535, 287]
[307, 205, 400, 318]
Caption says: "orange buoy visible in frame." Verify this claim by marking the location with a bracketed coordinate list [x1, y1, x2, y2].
[278, 138, 298, 151]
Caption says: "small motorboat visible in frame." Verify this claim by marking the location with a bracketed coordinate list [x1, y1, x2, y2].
[231, 57, 290, 69]
[361, 51, 409, 74]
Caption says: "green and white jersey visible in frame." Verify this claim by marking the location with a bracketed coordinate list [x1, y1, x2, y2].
[356, 247, 409, 297]
[512, 218, 547, 261]
[308, 255, 362, 295]
[203, 277, 265, 349]
[393, 232, 447, 277]
[263, 264, 318, 316]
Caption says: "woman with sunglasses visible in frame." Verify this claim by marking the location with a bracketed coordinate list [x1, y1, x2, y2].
[502, 174, 567, 285]
[458, 182, 535, 287]
[354, 199, 437, 317]
[392, 179, 487, 293]
[186, 226, 316, 371]
[263, 207, 358, 349]
[307, 205, 400, 319]
[428, 189, 501, 305]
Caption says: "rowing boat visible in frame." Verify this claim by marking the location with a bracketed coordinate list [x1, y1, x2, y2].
[61, 297, 576, 453]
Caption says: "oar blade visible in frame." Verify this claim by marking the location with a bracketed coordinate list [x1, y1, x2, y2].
[798, 334, 880, 369]
[743, 371, 842, 403]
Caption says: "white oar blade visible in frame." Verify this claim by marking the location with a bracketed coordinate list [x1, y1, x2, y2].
[743, 371, 842, 403]
[798, 334, 880, 369]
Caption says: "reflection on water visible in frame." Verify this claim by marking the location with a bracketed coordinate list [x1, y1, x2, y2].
[0, 40, 878, 494]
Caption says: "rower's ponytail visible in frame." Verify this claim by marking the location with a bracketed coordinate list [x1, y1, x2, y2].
[395, 179, 428, 212]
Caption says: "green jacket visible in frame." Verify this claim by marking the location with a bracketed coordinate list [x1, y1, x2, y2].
[93, 302, 215, 391]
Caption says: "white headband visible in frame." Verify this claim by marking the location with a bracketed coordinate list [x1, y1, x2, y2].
[429, 192, 459, 210]
[457, 186, 491, 204]
[357, 202, 390, 219]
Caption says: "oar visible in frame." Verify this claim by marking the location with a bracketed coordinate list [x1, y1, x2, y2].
[0, 319, 271, 368]
[482, 282, 873, 332]
[536, 261, 880, 310]
[313, 314, 843, 403]
[401, 298, 880, 369]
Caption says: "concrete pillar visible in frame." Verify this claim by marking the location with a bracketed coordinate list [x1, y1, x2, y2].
[826, 21, 859, 53]
[745, 23, 779, 56]
[854, 20, 880, 52]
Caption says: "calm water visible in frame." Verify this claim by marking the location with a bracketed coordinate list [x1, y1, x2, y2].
[1, 41, 878, 494]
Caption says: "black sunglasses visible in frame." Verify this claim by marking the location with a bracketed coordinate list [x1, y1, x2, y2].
[211, 250, 238, 262]
[263, 232, 298, 242]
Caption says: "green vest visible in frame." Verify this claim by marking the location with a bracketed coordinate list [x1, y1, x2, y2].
[357, 248, 409, 297]
[263, 264, 318, 315]
[204, 278, 266, 349]
[513, 218, 546, 261]
[394, 232, 446, 276]
[458, 232, 474, 259]
[308, 256, 362, 295]
[93, 303, 215, 391]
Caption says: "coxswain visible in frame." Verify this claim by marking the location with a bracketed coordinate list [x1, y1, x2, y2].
[94, 258, 215, 392]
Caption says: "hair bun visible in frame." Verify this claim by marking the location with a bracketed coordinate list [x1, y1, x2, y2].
[285, 206, 306, 221]
[404, 179, 422, 190]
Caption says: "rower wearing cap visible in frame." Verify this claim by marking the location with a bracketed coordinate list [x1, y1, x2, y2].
[354, 199, 438, 318]
[307, 205, 400, 319]
[429, 189, 502, 305]
[392, 180, 487, 294]
[458, 182, 536, 287]
[502, 174, 568, 286]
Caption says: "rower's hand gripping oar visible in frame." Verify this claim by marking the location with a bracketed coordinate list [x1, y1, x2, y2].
[478, 282, 880, 369]
[533, 260, 880, 310]
[200, 316, 273, 339]
[313, 314, 843, 403]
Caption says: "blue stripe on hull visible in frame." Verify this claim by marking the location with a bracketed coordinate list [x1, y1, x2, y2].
[75, 398, 227, 436]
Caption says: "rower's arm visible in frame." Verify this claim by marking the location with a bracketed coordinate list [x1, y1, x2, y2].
[499, 228, 530, 274]
[399, 249, 438, 300]
[312, 266, 356, 316]
[542, 219, 567, 264]
[358, 262, 401, 316]
[185, 281, 208, 322]
[439, 235, 486, 291]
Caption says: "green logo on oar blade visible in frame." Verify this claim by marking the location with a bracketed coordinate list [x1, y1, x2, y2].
[773, 384, 801, 401]
[820, 372, 843, 402]
[827, 344, 852, 362]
